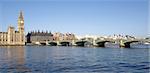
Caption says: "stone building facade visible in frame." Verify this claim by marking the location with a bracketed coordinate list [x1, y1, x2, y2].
[26, 32, 76, 44]
[53, 32, 76, 41]
[26, 31, 54, 43]
[0, 11, 25, 45]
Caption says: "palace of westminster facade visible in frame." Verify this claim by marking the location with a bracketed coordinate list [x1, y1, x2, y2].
[0, 11, 25, 45]
[0, 11, 76, 45]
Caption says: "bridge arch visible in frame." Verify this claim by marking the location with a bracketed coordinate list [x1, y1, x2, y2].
[48, 42, 57, 46]
[96, 41, 112, 47]
[75, 40, 92, 47]
[40, 42, 46, 45]
[124, 41, 139, 48]
[60, 41, 71, 46]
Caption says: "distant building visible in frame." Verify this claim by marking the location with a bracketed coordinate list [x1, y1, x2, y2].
[26, 31, 53, 43]
[53, 32, 76, 41]
[26, 32, 76, 42]
[0, 11, 25, 45]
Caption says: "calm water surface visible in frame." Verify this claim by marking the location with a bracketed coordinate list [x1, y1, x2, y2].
[0, 46, 149, 73]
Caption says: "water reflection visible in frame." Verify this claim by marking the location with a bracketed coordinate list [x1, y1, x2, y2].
[0, 46, 31, 72]
[0, 46, 149, 72]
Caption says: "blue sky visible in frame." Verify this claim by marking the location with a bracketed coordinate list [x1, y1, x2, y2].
[0, 0, 149, 37]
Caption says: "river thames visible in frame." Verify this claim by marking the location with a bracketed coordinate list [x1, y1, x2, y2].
[0, 46, 149, 73]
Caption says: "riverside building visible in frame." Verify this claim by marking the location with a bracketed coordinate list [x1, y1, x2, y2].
[26, 32, 76, 45]
[0, 11, 25, 45]
[53, 32, 76, 41]
[26, 31, 54, 43]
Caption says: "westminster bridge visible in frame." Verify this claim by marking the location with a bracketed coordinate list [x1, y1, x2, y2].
[29, 37, 150, 48]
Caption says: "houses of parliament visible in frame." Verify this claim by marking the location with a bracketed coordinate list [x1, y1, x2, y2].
[0, 11, 25, 45]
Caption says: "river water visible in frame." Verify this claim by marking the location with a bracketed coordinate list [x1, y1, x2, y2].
[0, 46, 149, 73]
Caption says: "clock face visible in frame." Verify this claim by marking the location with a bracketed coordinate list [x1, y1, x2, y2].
[20, 21, 24, 23]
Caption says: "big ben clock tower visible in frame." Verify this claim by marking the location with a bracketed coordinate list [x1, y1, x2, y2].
[18, 11, 25, 45]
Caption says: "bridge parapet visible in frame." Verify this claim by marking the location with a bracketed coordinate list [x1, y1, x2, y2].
[123, 39, 141, 43]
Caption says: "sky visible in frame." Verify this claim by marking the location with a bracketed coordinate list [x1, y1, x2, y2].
[0, 0, 149, 37]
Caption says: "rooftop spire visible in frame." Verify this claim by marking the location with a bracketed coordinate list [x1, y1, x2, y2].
[19, 10, 24, 19]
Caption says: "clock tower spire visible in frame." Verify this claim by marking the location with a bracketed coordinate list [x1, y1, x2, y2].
[18, 10, 24, 33]
[18, 10, 25, 44]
